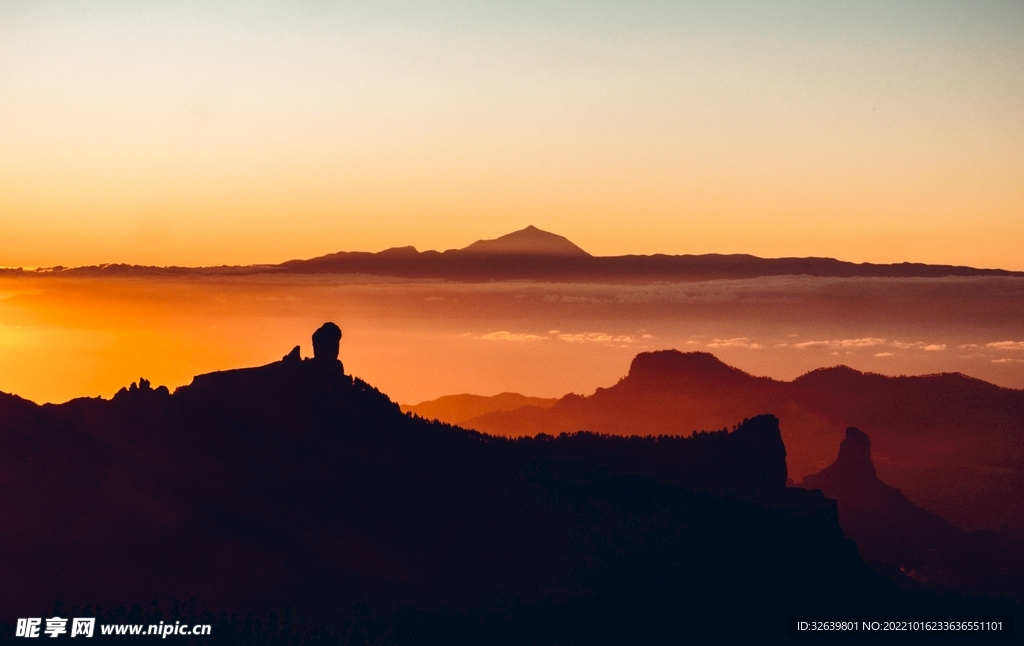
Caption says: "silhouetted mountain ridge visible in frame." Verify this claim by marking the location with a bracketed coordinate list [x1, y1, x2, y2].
[459, 225, 591, 256]
[808, 427, 878, 481]
[6, 226, 1022, 280]
[3, 325, 1010, 640]
[624, 350, 767, 387]
[803, 429, 1024, 599]
[449, 351, 1024, 531]
[402, 392, 557, 426]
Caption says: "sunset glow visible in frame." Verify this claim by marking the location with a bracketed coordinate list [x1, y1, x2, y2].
[1, 1, 1023, 269]
[1, 273, 1022, 405]
[3, 4, 1024, 631]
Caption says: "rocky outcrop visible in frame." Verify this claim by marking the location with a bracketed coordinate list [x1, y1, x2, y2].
[282, 345, 301, 362]
[802, 429, 1024, 599]
[311, 321, 342, 361]
[454, 352, 1024, 532]
[0, 328, 1011, 638]
[803, 427, 876, 487]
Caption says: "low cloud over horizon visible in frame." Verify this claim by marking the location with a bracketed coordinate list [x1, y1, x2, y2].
[1, 273, 1022, 404]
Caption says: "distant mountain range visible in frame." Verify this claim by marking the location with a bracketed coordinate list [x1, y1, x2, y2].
[9, 324, 999, 640]
[410, 350, 1024, 532]
[7, 226, 1021, 281]
[401, 392, 557, 426]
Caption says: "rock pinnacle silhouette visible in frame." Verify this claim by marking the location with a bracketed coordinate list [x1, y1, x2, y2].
[312, 322, 342, 362]
[812, 427, 877, 484]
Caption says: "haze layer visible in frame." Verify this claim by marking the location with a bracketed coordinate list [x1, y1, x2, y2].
[2, 273, 1023, 405]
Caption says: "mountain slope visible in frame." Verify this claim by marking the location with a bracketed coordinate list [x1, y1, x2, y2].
[2, 325, 993, 640]
[401, 392, 557, 426]
[457, 350, 1024, 531]
[458, 225, 591, 256]
[803, 428, 1024, 599]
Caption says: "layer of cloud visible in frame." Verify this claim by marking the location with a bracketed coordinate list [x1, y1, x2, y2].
[707, 337, 763, 349]
[558, 332, 639, 344]
[783, 337, 886, 350]
[840, 338, 888, 348]
[781, 338, 947, 352]
[987, 341, 1024, 351]
[479, 331, 545, 342]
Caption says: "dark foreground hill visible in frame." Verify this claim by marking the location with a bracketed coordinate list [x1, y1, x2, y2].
[803, 429, 1024, 601]
[454, 350, 1024, 532]
[0, 327, 1017, 642]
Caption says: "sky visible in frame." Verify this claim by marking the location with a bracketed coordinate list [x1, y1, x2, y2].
[1, 1, 1023, 269]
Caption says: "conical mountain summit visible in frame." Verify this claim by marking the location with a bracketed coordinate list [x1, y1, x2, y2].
[458, 225, 592, 256]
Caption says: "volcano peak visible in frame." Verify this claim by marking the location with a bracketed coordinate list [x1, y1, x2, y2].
[458, 226, 591, 256]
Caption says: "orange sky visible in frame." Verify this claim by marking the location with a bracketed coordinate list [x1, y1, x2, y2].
[1, 2, 1023, 270]
[3, 274, 1023, 405]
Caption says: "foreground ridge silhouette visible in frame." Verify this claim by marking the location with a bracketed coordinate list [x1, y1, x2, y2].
[451, 349, 1024, 531]
[0, 326, 1018, 642]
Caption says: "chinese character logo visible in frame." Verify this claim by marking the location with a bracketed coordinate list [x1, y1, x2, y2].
[15, 617, 95, 639]
[70, 619, 95, 638]
[44, 618, 67, 638]
[15, 618, 41, 638]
